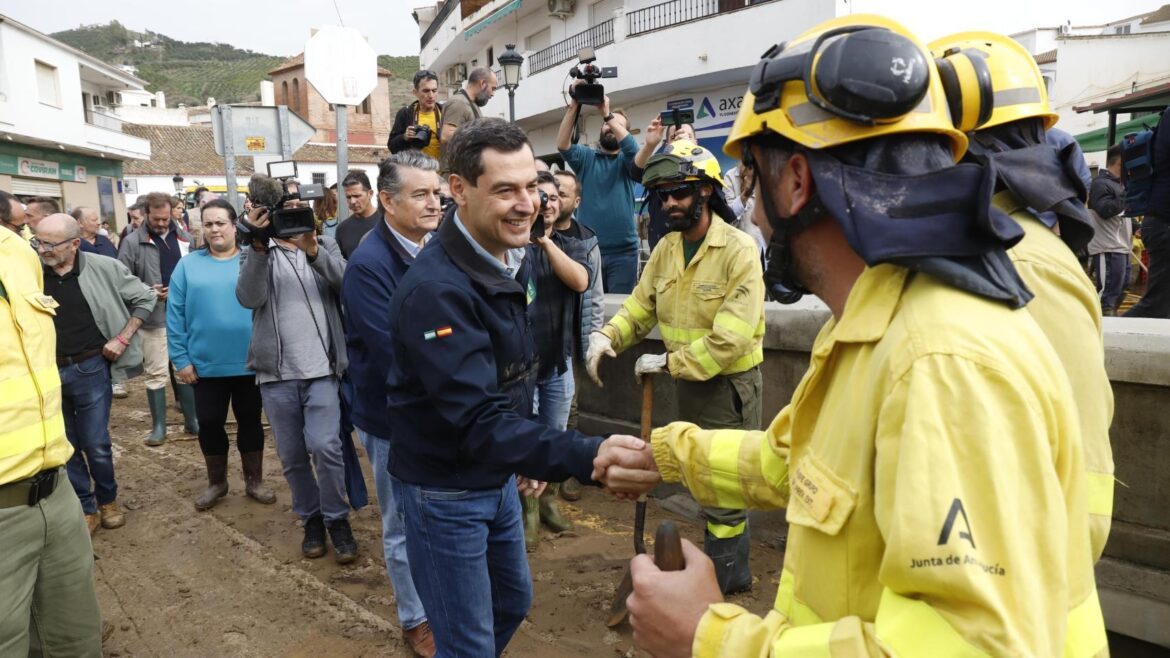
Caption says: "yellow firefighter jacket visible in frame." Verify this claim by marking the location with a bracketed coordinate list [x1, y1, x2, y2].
[0, 228, 71, 485]
[600, 216, 764, 381]
[1000, 191, 1115, 561]
[652, 263, 1107, 657]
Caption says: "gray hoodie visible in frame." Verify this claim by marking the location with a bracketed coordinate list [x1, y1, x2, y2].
[235, 236, 348, 379]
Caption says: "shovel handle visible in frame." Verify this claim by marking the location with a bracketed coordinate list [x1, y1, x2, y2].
[654, 521, 685, 572]
[640, 374, 654, 442]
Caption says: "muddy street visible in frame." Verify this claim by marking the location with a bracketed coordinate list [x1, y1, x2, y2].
[92, 379, 788, 657]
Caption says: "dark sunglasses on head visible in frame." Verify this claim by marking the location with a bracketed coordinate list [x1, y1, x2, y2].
[654, 185, 696, 203]
[413, 70, 438, 86]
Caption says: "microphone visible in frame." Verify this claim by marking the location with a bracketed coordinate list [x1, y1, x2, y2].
[247, 174, 285, 209]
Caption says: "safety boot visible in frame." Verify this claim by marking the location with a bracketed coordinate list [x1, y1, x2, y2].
[539, 485, 573, 532]
[327, 518, 358, 565]
[522, 495, 541, 549]
[194, 454, 229, 511]
[175, 383, 200, 435]
[144, 388, 168, 446]
[240, 451, 276, 504]
[704, 522, 753, 595]
[560, 477, 583, 501]
[99, 501, 125, 529]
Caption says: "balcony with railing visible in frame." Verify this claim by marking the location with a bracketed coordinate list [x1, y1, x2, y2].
[85, 107, 124, 132]
[627, 0, 777, 37]
[528, 20, 615, 75]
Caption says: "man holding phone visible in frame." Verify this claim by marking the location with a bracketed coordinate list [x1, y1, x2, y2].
[118, 191, 197, 446]
[632, 112, 698, 251]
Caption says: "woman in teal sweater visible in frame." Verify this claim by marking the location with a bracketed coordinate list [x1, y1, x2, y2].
[167, 199, 276, 510]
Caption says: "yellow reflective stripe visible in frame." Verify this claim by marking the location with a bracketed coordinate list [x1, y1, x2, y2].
[707, 520, 746, 539]
[1063, 592, 1107, 658]
[689, 340, 723, 378]
[708, 430, 744, 509]
[713, 312, 758, 340]
[610, 314, 636, 345]
[725, 347, 764, 374]
[774, 622, 833, 658]
[659, 323, 709, 344]
[0, 365, 60, 402]
[623, 296, 654, 326]
[1085, 472, 1114, 518]
[874, 588, 989, 657]
[0, 414, 66, 459]
[775, 568, 824, 627]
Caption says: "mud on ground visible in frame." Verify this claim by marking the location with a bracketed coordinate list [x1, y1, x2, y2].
[94, 380, 788, 657]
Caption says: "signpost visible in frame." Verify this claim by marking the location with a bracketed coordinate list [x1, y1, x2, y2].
[304, 26, 377, 221]
[212, 105, 316, 210]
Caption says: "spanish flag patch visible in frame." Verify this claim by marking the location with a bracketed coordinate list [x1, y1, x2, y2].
[423, 326, 454, 341]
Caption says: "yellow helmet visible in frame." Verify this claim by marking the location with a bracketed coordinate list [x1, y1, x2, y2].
[643, 139, 725, 189]
[929, 31, 1058, 133]
[724, 14, 967, 162]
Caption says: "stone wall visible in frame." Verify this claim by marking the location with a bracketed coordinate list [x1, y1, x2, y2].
[576, 296, 1170, 647]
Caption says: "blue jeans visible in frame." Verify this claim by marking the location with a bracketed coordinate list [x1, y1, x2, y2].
[1091, 252, 1129, 313]
[259, 376, 348, 522]
[601, 246, 638, 294]
[393, 476, 531, 657]
[357, 429, 427, 630]
[59, 355, 117, 515]
[534, 359, 574, 430]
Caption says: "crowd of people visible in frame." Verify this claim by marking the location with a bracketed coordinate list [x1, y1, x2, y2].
[3, 12, 1170, 658]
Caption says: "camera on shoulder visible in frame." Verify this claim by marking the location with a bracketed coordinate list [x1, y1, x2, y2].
[568, 47, 617, 106]
[237, 161, 325, 245]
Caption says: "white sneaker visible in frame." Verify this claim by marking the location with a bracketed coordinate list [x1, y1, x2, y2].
[111, 382, 128, 399]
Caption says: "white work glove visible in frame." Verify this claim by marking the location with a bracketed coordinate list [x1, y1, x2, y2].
[634, 353, 668, 381]
[585, 332, 616, 388]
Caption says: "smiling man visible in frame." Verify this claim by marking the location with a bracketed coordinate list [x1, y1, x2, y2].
[383, 118, 644, 656]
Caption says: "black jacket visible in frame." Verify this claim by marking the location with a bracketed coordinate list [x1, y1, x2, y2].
[1089, 170, 1126, 219]
[1147, 105, 1170, 220]
[388, 101, 442, 153]
[385, 216, 603, 489]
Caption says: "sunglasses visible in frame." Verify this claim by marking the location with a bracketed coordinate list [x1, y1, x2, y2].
[653, 185, 696, 203]
[413, 70, 438, 86]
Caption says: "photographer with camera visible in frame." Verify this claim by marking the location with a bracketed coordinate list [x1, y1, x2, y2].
[440, 67, 497, 148]
[557, 74, 639, 294]
[235, 173, 358, 565]
[388, 70, 443, 160]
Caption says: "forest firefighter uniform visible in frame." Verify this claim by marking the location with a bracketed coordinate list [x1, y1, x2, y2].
[587, 140, 765, 594]
[932, 32, 1115, 561]
[648, 15, 1108, 657]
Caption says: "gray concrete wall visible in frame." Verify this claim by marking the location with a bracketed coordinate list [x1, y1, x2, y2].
[577, 296, 1170, 647]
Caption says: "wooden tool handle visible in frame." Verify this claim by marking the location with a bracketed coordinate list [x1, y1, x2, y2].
[640, 374, 654, 442]
[654, 521, 686, 572]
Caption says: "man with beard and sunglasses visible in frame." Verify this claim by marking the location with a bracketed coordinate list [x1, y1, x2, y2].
[586, 139, 765, 595]
[440, 67, 497, 148]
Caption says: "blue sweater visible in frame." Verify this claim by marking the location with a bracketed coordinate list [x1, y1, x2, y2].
[166, 250, 254, 377]
[560, 134, 640, 253]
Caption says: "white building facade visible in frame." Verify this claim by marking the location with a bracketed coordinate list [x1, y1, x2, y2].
[0, 14, 150, 225]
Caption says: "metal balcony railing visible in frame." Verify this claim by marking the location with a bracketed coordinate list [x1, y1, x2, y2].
[420, 0, 459, 49]
[627, 0, 773, 37]
[528, 20, 614, 75]
[85, 108, 124, 132]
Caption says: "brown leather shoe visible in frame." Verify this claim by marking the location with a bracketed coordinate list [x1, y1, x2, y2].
[99, 501, 125, 529]
[403, 621, 436, 658]
[85, 512, 101, 535]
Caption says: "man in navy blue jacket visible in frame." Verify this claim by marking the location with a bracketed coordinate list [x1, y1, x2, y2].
[385, 118, 645, 656]
[1126, 104, 1170, 318]
[340, 151, 440, 657]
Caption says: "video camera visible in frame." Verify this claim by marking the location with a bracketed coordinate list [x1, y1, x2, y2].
[237, 161, 324, 244]
[568, 47, 617, 106]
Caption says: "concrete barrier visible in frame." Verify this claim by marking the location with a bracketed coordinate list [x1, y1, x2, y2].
[577, 295, 1170, 647]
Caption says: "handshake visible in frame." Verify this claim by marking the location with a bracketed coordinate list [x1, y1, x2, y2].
[592, 435, 662, 498]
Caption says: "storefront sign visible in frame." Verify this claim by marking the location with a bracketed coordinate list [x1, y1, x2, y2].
[18, 157, 60, 179]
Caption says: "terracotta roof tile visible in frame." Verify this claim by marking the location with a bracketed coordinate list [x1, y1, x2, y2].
[1141, 4, 1170, 25]
[122, 124, 254, 176]
[293, 143, 388, 164]
[1034, 49, 1057, 64]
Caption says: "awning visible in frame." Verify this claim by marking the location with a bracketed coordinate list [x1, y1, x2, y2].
[464, 0, 521, 39]
[1075, 113, 1161, 153]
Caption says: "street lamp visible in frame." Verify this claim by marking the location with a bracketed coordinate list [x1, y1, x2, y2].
[498, 44, 524, 123]
[172, 173, 184, 203]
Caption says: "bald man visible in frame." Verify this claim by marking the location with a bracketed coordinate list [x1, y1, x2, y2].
[36, 214, 156, 533]
[71, 206, 118, 258]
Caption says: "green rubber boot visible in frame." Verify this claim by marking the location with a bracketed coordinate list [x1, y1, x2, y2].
[175, 383, 200, 434]
[522, 494, 541, 549]
[539, 484, 573, 532]
[144, 388, 168, 446]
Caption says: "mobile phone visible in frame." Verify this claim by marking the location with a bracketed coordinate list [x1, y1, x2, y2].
[660, 109, 695, 126]
[531, 189, 548, 241]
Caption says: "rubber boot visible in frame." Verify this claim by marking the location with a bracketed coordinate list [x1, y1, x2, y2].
[240, 451, 276, 504]
[560, 477, 583, 501]
[144, 388, 168, 446]
[539, 484, 573, 532]
[704, 523, 753, 595]
[193, 454, 229, 511]
[522, 495, 541, 549]
[175, 383, 200, 435]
